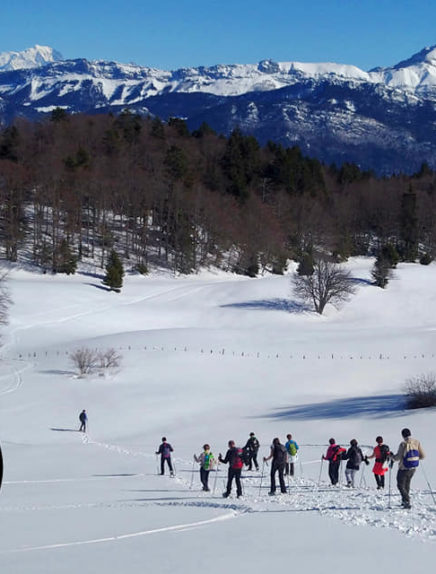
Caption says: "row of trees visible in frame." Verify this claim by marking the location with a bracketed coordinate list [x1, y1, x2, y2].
[0, 110, 436, 279]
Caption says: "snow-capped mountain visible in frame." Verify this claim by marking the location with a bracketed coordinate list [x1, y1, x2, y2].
[1, 45, 436, 173]
[0, 45, 63, 71]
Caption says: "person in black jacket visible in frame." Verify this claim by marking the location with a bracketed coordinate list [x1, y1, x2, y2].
[79, 410, 87, 433]
[264, 437, 287, 495]
[342, 439, 368, 487]
[244, 432, 260, 471]
[219, 440, 243, 498]
[156, 437, 174, 476]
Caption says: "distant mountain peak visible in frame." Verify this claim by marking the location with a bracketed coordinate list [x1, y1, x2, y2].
[0, 45, 63, 71]
[392, 45, 436, 70]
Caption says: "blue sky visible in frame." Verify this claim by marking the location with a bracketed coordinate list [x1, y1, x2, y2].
[1, 0, 435, 70]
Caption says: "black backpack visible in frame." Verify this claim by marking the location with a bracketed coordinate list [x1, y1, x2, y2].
[379, 444, 390, 463]
[273, 444, 287, 465]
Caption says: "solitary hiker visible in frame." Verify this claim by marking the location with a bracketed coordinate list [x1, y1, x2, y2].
[390, 428, 425, 509]
[79, 410, 87, 433]
[219, 440, 243, 498]
[156, 437, 174, 476]
[264, 437, 287, 495]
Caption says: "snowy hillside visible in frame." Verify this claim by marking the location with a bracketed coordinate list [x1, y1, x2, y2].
[0, 258, 435, 573]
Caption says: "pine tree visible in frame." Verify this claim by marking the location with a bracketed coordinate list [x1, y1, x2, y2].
[54, 239, 77, 275]
[103, 250, 124, 292]
[371, 256, 392, 288]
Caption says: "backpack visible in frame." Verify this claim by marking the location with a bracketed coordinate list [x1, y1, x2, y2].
[162, 444, 171, 458]
[241, 447, 251, 465]
[203, 452, 214, 470]
[232, 448, 244, 469]
[379, 444, 390, 463]
[273, 444, 287, 465]
[288, 441, 297, 457]
[403, 447, 420, 469]
[332, 445, 343, 462]
[352, 447, 363, 466]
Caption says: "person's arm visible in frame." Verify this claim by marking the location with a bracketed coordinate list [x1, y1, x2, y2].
[156, 444, 162, 455]
[219, 450, 229, 464]
[295, 441, 299, 451]
[367, 448, 376, 460]
[194, 454, 200, 463]
[391, 442, 404, 462]
[263, 447, 273, 462]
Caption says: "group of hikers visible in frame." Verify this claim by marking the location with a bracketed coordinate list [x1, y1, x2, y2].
[155, 428, 425, 509]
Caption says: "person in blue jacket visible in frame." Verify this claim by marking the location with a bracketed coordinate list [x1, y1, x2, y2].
[79, 410, 87, 433]
[285, 433, 299, 476]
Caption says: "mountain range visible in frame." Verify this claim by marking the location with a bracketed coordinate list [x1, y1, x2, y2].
[1, 44, 436, 174]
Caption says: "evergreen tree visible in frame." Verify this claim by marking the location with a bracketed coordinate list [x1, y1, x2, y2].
[399, 187, 418, 262]
[54, 239, 78, 275]
[297, 252, 314, 276]
[103, 250, 124, 292]
[371, 256, 392, 288]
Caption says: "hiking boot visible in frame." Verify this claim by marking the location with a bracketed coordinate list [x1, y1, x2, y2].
[268, 491, 276, 496]
[222, 492, 230, 498]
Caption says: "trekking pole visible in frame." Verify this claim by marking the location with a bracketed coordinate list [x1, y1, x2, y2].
[172, 460, 177, 477]
[388, 466, 392, 509]
[339, 459, 343, 486]
[359, 465, 366, 488]
[316, 457, 324, 489]
[212, 462, 220, 494]
[258, 460, 266, 496]
[189, 458, 196, 490]
[156, 454, 160, 475]
[421, 461, 436, 506]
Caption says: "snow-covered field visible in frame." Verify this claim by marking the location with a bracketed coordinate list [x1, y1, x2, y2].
[0, 258, 435, 573]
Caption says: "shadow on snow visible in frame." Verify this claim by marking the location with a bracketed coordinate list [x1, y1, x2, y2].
[221, 298, 308, 313]
[260, 394, 406, 421]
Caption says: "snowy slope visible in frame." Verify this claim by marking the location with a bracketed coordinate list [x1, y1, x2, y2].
[0, 258, 435, 572]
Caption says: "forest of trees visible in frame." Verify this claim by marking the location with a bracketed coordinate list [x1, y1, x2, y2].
[0, 109, 435, 277]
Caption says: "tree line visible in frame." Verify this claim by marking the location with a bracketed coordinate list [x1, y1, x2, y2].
[0, 109, 435, 278]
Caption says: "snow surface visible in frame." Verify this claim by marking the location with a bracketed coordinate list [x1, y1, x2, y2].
[0, 45, 63, 71]
[0, 258, 435, 573]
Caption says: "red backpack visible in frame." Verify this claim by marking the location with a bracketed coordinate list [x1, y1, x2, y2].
[232, 448, 244, 469]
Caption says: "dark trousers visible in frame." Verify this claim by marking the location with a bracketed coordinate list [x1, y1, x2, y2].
[271, 463, 286, 493]
[397, 469, 415, 505]
[160, 457, 173, 475]
[200, 467, 210, 490]
[328, 461, 340, 485]
[248, 451, 259, 470]
[79, 421, 86, 432]
[375, 474, 385, 488]
[225, 467, 242, 496]
[285, 462, 295, 476]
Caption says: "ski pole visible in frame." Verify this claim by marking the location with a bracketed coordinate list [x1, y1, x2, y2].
[156, 454, 160, 475]
[421, 461, 436, 506]
[258, 460, 266, 496]
[317, 457, 324, 486]
[212, 462, 220, 494]
[388, 466, 392, 509]
[189, 458, 196, 489]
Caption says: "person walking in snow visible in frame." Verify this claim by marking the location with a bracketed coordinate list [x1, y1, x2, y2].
[219, 440, 243, 498]
[322, 438, 345, 486]
[367, 436, 391, 490]
[285, 433, 299, 476]
[156, 437, 174, 476]
[79, 410, 87, 433]
[244, 432, 260, 471]
[194, 444, 215, 491]
[390, 428, 425, 509]
[264, 437, 287, 495]
[341, 439, 367, 487]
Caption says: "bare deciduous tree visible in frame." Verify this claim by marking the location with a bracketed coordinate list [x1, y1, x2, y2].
[97, 348, 122, 369]
[0, 272, 11, 336]
[70, 348, 98, 376]
[292, 259, 356, 314]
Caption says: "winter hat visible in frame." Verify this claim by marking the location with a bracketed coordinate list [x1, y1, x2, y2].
[401, 428, 411, 438]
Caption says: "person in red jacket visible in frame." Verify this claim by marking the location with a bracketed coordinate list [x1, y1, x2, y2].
[367, 436, 391, 489]
[322, 438, 346, 485]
